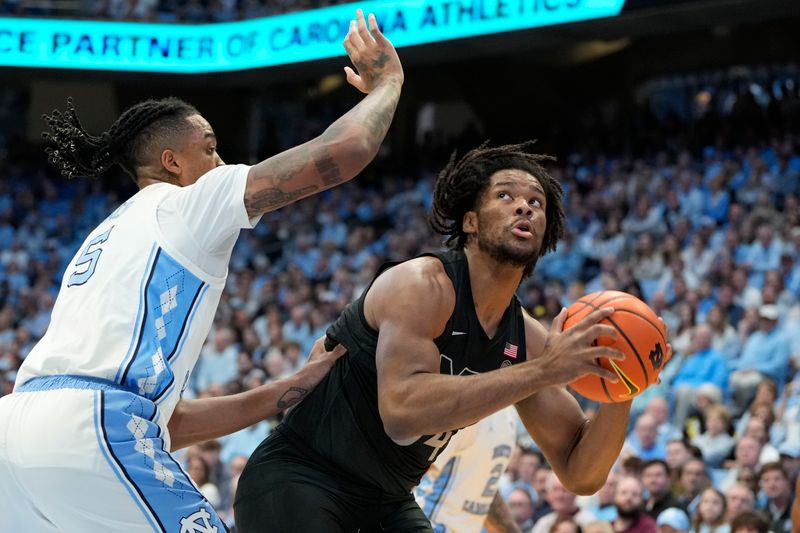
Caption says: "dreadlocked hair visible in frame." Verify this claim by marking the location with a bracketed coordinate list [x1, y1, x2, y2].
[43, 97, 199, 181]
[429, 140, 566, 257]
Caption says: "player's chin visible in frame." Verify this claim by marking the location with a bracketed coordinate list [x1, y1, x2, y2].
[501, 243, 539, 266]
[506, 238, 540, 257]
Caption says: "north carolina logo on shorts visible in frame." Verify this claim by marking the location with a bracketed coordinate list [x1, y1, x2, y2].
[179, 508, 218, 533]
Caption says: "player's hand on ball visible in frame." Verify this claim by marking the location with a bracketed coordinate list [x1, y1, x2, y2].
[539, 307, 624, 385]
[657, 316, 674, 382]
[565, 291, 668, 402]
[342, 9, 404, 93]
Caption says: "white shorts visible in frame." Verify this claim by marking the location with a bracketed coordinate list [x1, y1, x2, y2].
[0, 375, 226, 532]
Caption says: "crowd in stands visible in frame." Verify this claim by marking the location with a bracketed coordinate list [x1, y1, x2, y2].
[0, 0, 340, 21]
[1, 72, 800, 531]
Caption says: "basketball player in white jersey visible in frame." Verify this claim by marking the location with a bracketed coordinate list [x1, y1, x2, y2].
[0, 10, 402, 532]
[416, 406, 523, 533]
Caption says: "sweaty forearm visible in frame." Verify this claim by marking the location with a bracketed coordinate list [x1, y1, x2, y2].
[167, 366, 320, 450]
[382, 361, 553, 442]
[554, 400, 630, 492]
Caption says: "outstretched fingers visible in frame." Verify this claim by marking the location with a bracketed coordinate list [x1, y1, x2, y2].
[356, 9, 374, 44]
[367, 13, 387, 44]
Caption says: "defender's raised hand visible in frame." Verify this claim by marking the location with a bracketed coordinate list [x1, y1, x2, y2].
[343, 10, 404, 93]
[538, 307, 626, 385]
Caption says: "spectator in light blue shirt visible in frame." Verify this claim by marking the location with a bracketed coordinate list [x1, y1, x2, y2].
[192, 327, 240, 393]
[625, 413, 667, 461]
[670, 324, 730, 429]
[221, 420, 271, 465]
[289, 234, 321, 279]
[281, 306, 313, 353]
[781, 252, 800, 297]
[676, 172, 706, 223]
[703, 176, 731, 225]
[729, 305, 792, 415]
[537, 233, 584, 284]
[745, 225, 783, 288]
[580, 217, 626, 262]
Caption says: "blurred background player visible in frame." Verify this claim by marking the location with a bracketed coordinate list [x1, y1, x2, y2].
[415, 406, 522, 533]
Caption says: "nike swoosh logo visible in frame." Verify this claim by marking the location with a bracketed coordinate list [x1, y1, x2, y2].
[452, 331, 467, 336]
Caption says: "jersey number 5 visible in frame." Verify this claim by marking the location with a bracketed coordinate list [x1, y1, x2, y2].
[68, 226, 113, 287]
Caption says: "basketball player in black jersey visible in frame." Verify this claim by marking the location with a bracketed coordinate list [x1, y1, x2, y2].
[234, 142, 649, 532]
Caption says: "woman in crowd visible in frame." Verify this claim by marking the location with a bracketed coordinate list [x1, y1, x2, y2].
[692, 488, 730, 533]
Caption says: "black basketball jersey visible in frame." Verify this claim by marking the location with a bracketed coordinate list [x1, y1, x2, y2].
[274, 249, 527, 496]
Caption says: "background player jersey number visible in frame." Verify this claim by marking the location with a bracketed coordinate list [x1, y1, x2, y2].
[481, 462, 504, 497]
[67, 226, 114, 287]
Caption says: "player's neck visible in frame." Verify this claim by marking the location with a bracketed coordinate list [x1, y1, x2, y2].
[136, 166, 183, 189]
[463, 246, 523, 334]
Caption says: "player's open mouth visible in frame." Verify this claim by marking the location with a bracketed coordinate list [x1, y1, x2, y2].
[511, 221, 533, 239]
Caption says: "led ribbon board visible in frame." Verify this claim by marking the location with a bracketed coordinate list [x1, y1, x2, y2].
[0, 0, 626, 73]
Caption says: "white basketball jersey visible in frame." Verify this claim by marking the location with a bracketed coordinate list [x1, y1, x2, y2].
[416, 407, 517, 533]
[16, 164, 256, 438]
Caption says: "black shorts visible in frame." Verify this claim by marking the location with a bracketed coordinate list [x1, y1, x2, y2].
[233, 431, 432, 533]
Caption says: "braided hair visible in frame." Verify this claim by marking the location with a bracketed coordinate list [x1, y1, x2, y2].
[430, 141, 566, 257]
[43, 97, 199, 182]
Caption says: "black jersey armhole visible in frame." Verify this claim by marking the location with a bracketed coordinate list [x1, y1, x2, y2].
[415, 250, 461, 345]
[353, 249, 462, 344]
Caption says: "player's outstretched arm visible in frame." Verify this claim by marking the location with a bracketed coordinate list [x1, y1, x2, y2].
[514, 312, 631, 495]
[167, 337, 345, 450]
[369, 258, 624, 444]
[243, 9, 403, 217]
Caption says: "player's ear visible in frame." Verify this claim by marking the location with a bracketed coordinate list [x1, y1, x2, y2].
[160, 149, 181, 178]
[463, 211, 478, 235]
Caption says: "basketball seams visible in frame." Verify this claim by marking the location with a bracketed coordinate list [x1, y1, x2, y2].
[582, 294, 665, 337]
[570, 300, 651, 389]
[583, 291, 609, 306]
[573, 292, 668, 351]
[580, 293, 632, 309]
[605, 308, 667, 347]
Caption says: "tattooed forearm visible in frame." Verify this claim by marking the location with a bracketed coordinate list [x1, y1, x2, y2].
[245, 185, 318, 214]
[277, 386, 309, 409]
[312, 144, 342, 186]
[245, 70, 400, 216]
[251, 146, 310, 184]
[362, 102, 395, 140]
[350, 79, 402, 149]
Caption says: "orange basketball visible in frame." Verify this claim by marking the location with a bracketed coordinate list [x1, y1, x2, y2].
[564, 290, 669, 403]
